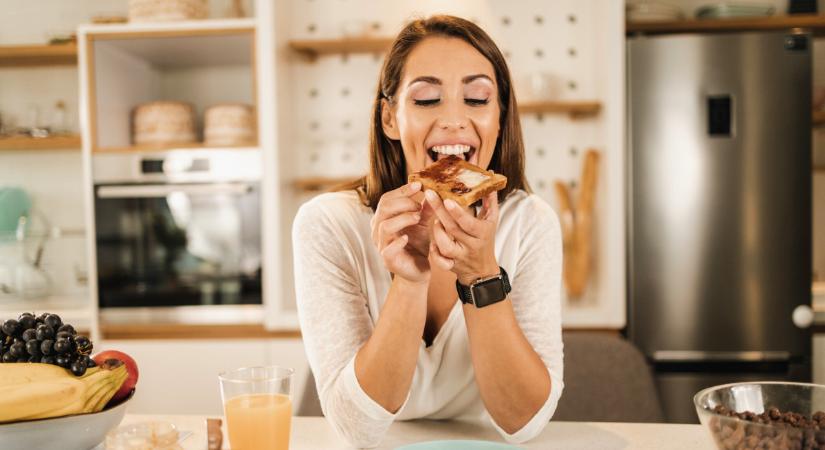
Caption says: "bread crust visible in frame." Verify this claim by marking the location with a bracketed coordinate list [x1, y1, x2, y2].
[408, 155, 507, 206]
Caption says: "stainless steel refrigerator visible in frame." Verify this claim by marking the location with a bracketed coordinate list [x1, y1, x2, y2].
[627, 31, 813, 423]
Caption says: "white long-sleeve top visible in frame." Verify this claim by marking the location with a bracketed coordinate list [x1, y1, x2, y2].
[292, 189, 564, 448]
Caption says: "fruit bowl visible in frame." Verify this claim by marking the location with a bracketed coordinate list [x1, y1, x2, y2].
[694, 382, 825, 449]
[0, 391, 133, 450]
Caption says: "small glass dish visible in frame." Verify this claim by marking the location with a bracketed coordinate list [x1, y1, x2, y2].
[105, 421, 181, 450]
[694, 381, 825, 449]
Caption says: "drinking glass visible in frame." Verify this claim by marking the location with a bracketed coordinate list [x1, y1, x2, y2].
[219, 366, 294, 450]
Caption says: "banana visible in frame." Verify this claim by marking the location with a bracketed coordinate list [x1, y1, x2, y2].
[89, 366, 128, 413]
[0, 362, 128, 423]
[0, 363, 79, 386]
[0, 378, 84, 421]
[87, 369, 127, 413]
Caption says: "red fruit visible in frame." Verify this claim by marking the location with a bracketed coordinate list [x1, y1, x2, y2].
[93, 350, 139, 403]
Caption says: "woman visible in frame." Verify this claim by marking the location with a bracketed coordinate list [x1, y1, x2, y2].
[293, 15, 563, 448]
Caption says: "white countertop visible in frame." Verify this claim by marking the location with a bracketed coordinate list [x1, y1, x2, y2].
[116, 414, 713, 450]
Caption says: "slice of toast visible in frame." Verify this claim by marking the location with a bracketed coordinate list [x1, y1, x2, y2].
[408, 155, 507, 207]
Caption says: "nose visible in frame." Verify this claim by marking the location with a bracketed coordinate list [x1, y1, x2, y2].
[437, 101, 468, 131]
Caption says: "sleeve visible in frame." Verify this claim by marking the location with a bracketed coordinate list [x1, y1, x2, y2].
[292, 198, 403, 448]
[488, 197, 565, 443]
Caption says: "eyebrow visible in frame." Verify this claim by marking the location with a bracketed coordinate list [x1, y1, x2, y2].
[407, 74, 494, 87]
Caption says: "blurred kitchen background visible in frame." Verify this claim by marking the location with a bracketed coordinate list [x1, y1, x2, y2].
[0, 0, 823, 424]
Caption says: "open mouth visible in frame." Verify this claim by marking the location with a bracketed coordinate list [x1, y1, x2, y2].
[427, 144, 477, 164]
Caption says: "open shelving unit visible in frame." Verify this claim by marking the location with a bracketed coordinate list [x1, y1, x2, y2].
[0, 44, 82, 150]
[77, 18, 278, 338]
[0, 43, 77, 67]
[81, 19, 257, 153]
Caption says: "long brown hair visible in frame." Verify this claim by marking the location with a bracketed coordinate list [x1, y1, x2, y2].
[342, 15, 530, 209]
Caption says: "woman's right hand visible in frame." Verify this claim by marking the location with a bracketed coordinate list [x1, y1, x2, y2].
[370, 181, 431, 283]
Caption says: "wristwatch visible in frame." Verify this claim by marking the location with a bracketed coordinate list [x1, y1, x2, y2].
[456, 267, 512, 308]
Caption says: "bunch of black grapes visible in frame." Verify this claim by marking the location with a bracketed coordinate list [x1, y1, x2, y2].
[0, 313, 95, 376]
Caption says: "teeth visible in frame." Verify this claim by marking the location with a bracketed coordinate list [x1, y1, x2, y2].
[432, 144, 471, 155]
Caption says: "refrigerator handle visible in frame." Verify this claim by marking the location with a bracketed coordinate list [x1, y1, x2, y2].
[792, 305, 814, 329]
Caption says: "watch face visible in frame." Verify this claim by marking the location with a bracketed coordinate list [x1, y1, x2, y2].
[472, 277, 507, 308]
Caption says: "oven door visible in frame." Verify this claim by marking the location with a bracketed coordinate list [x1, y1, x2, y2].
[94, 182, 262, 309]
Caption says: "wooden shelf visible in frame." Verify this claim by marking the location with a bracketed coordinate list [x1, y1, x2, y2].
[95, 142, 258, 153]
[293, 176, 359, 192]
[627, 14, 825, 36]
[288, 37, 394, 59]
[100, 323, 301, 340]
[0, 43, 77, 67]
[0, 135, 81, 150]
[518, 100, 601, 118]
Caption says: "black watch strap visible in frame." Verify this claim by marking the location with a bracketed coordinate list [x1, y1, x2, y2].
[456, 267, 511, 308]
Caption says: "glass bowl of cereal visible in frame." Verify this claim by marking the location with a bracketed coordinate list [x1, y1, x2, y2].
[694, 381, 825, 449]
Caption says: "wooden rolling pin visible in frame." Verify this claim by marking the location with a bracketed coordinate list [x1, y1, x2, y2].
[554, 150, 600, 299]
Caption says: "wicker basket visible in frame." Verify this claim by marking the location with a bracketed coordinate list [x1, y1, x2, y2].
[129, 0, 208, 22]
[204, 103, 256, 146]
[132, 101, 197, 146]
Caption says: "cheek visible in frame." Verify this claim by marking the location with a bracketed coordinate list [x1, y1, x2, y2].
[395, 106, 434, 173]
[471, 108, 500, 143]
[471, 108, 500, 170]
[396, 106, 435, 147]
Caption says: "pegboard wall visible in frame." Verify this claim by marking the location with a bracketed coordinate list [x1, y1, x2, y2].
[277, 0, 625, 327]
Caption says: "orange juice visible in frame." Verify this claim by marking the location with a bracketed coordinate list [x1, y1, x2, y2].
[224, 393, 292, 450]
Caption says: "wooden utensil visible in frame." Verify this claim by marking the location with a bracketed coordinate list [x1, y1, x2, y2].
[554, 150, 600, 299]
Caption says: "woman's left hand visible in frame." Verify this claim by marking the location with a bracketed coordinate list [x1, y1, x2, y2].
[425, 190, 501, 286]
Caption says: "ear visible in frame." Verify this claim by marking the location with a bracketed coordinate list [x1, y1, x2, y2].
[380, 98, 400, 140]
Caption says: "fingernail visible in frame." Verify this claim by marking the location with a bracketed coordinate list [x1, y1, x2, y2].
[413, 213, 421, 221]
[444, 199, 457, 210]
[410, 181, 421, 191]
[425, 190, 438, 202]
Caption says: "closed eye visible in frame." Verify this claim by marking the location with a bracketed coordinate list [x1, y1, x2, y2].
[413, 98, 440, 106]
[465, 98, 489, 106]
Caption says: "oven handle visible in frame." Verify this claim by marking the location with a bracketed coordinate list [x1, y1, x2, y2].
[96, 183, 253, 198]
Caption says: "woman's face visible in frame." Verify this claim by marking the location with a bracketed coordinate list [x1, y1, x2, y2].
[381, 36, 501, 175]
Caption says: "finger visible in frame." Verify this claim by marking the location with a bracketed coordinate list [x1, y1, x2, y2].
[383, 181, 422, 201]
[381, 234, 409, 260]
[429, 241, 454, 270]
[381, 211, 421, 237]
[433, 219, 461, 259]
[419, 198, 436, 224]
[379, 213, 420, 249]
[425, 190, 471, 242]
[444, 198, 484, 239]
[373, 197, 421, 245]
[480, 191, 500, 222]
[377, 196, 421, 221]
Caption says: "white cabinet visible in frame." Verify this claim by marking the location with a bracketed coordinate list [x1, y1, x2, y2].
[100, 338, 308, 415]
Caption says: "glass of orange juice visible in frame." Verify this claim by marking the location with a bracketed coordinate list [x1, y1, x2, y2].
[219, 366, 294, 450]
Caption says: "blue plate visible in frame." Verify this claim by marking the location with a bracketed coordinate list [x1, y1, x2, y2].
[395, 440, 523, 450]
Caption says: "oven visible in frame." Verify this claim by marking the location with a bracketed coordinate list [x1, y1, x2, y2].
[92, 149, 263, 324]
